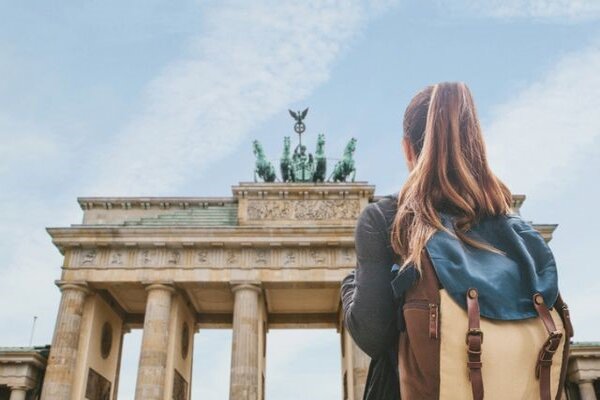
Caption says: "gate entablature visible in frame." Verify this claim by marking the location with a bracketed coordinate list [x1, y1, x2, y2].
[232, 182, 374, 226]
[46, 182, 376, 341]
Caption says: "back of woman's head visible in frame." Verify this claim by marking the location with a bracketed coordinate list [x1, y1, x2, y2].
[391, 82, 513, 271]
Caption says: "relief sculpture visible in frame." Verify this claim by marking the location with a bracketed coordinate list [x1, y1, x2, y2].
[247, 199, 359, 221]
[254, 249, 269, 266]
[167, 250, 181, 265]
[140, 249, 156, 266]
[197, 250, 209, 264]
[283, 250, 296, 266]
[226, 250, 238, 265]
[310, 249, 326, 265]
[80, 249, 97, 266]
[247, 200, 293, 220]
[110, 251, 123, 266]
[341, 248, 354, 263]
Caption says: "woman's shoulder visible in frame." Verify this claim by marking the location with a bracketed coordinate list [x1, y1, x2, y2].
[367, 193, 399, 228]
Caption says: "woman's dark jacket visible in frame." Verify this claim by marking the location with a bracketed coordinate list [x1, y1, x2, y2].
[340, 193, 559, 400]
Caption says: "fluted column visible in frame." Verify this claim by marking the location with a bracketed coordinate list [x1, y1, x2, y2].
[579, 380, 597, 400]
[229, 283, 262, 400]
[135, 283, 175, 400]
[9, 387, 27, 400]
[41, 281, 90, 400]
[351, 340, 370, 399]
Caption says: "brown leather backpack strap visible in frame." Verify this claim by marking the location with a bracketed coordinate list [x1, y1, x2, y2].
[554, 293, 573, 400]
[554, 294, 574, 338]
[466, 287, 484, 400]
[420, 249, 441, 301]
[421, 250, 441, 339]
[533, 293, 563, 400]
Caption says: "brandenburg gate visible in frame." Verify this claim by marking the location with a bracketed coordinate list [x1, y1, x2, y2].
[33, 111, 583, 400]
[39, 181, 380, 400]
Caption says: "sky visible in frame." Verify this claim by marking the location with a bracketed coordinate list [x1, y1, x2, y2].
[1, 0, 599, 399]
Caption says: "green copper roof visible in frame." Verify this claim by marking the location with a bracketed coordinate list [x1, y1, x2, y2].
[125, 203, 238, 227]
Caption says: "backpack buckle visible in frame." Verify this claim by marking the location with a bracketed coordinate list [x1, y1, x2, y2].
[544, 331, 563, 353]
[466, 328, 484, 345]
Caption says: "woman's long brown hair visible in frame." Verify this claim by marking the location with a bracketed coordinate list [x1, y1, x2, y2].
[391, 82, 513, 272]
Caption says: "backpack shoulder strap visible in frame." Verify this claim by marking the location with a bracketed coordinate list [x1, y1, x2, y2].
[420, 250, 441, 339]
[466, 288, 484, 400]
[554, 293, 574, 399]
[420, 249, 441, 302]
[533, 293, 564, 400]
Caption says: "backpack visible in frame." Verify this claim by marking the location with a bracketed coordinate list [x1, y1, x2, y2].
[391, 247, 574, 400]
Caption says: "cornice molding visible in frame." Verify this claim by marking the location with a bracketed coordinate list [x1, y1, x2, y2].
[232, 181, 375, 200]
[77, 197, 236, 211]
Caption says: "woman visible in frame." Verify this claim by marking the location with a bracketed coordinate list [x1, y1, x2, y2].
[340, 82, 571, 400]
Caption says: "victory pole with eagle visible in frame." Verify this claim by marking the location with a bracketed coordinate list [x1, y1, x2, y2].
[252, 108, 357, 183]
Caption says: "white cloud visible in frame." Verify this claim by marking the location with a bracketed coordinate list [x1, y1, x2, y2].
[458, 0, 600, 20]
[483, 44, 600, 341]
[89, 0, 398, 196]
[485, 44, 600, 198]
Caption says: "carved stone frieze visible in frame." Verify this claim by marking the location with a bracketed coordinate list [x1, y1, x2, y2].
[339, 247, 354, 264]
[109, 250, 125, 266]
[246, 199, 360, 221]
[69, 246, 356, 270]
[196, 249, 210, 265]
[167, 250, 182, 265]
[254, 248, 270, 266]
[79, 249, 98, 266]
[138, 249, 158, 267]
[282, 250, 297, 267]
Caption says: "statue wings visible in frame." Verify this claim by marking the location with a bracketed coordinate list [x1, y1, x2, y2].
[288, 108, 309, 122]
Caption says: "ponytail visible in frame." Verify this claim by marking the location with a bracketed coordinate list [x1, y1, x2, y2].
[391, 82, 513, 272]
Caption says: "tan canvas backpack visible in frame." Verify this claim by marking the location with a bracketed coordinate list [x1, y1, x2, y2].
[394, 248, 574, 400]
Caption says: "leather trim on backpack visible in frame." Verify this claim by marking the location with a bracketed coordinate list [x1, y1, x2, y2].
[466, 288, 484, 400]
[554, 294, 574, 400]
[533, 293, 563, 400]
[397, 249, 441, 399]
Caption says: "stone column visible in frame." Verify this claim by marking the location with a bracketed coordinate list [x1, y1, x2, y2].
[579, 380, 597, 400]
[340, 327, 370, 400]
[229, 283, 262, 400]
[41, 281, 90, 400]
[135, 283, 175, 400]
[350, 341, 370, 399]
[9, 387, 27, 400]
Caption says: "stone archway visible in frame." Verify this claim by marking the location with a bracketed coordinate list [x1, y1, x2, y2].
[39, 182, 552, 400]
[40, 182, 379, 400]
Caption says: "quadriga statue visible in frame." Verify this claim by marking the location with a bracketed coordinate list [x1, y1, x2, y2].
[329, 137, 357, 182]
[252, 140, 277, 182]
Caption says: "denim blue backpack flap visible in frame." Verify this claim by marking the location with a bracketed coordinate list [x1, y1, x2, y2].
[425, 212, 559, 320]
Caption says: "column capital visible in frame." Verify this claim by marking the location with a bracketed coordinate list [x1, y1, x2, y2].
[142, 281, 176, 293]
[579, 378, 597, 384]
[54, 280, 91, 295]
[230, 281, 262, 294]
[8, 385, 29, 391]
